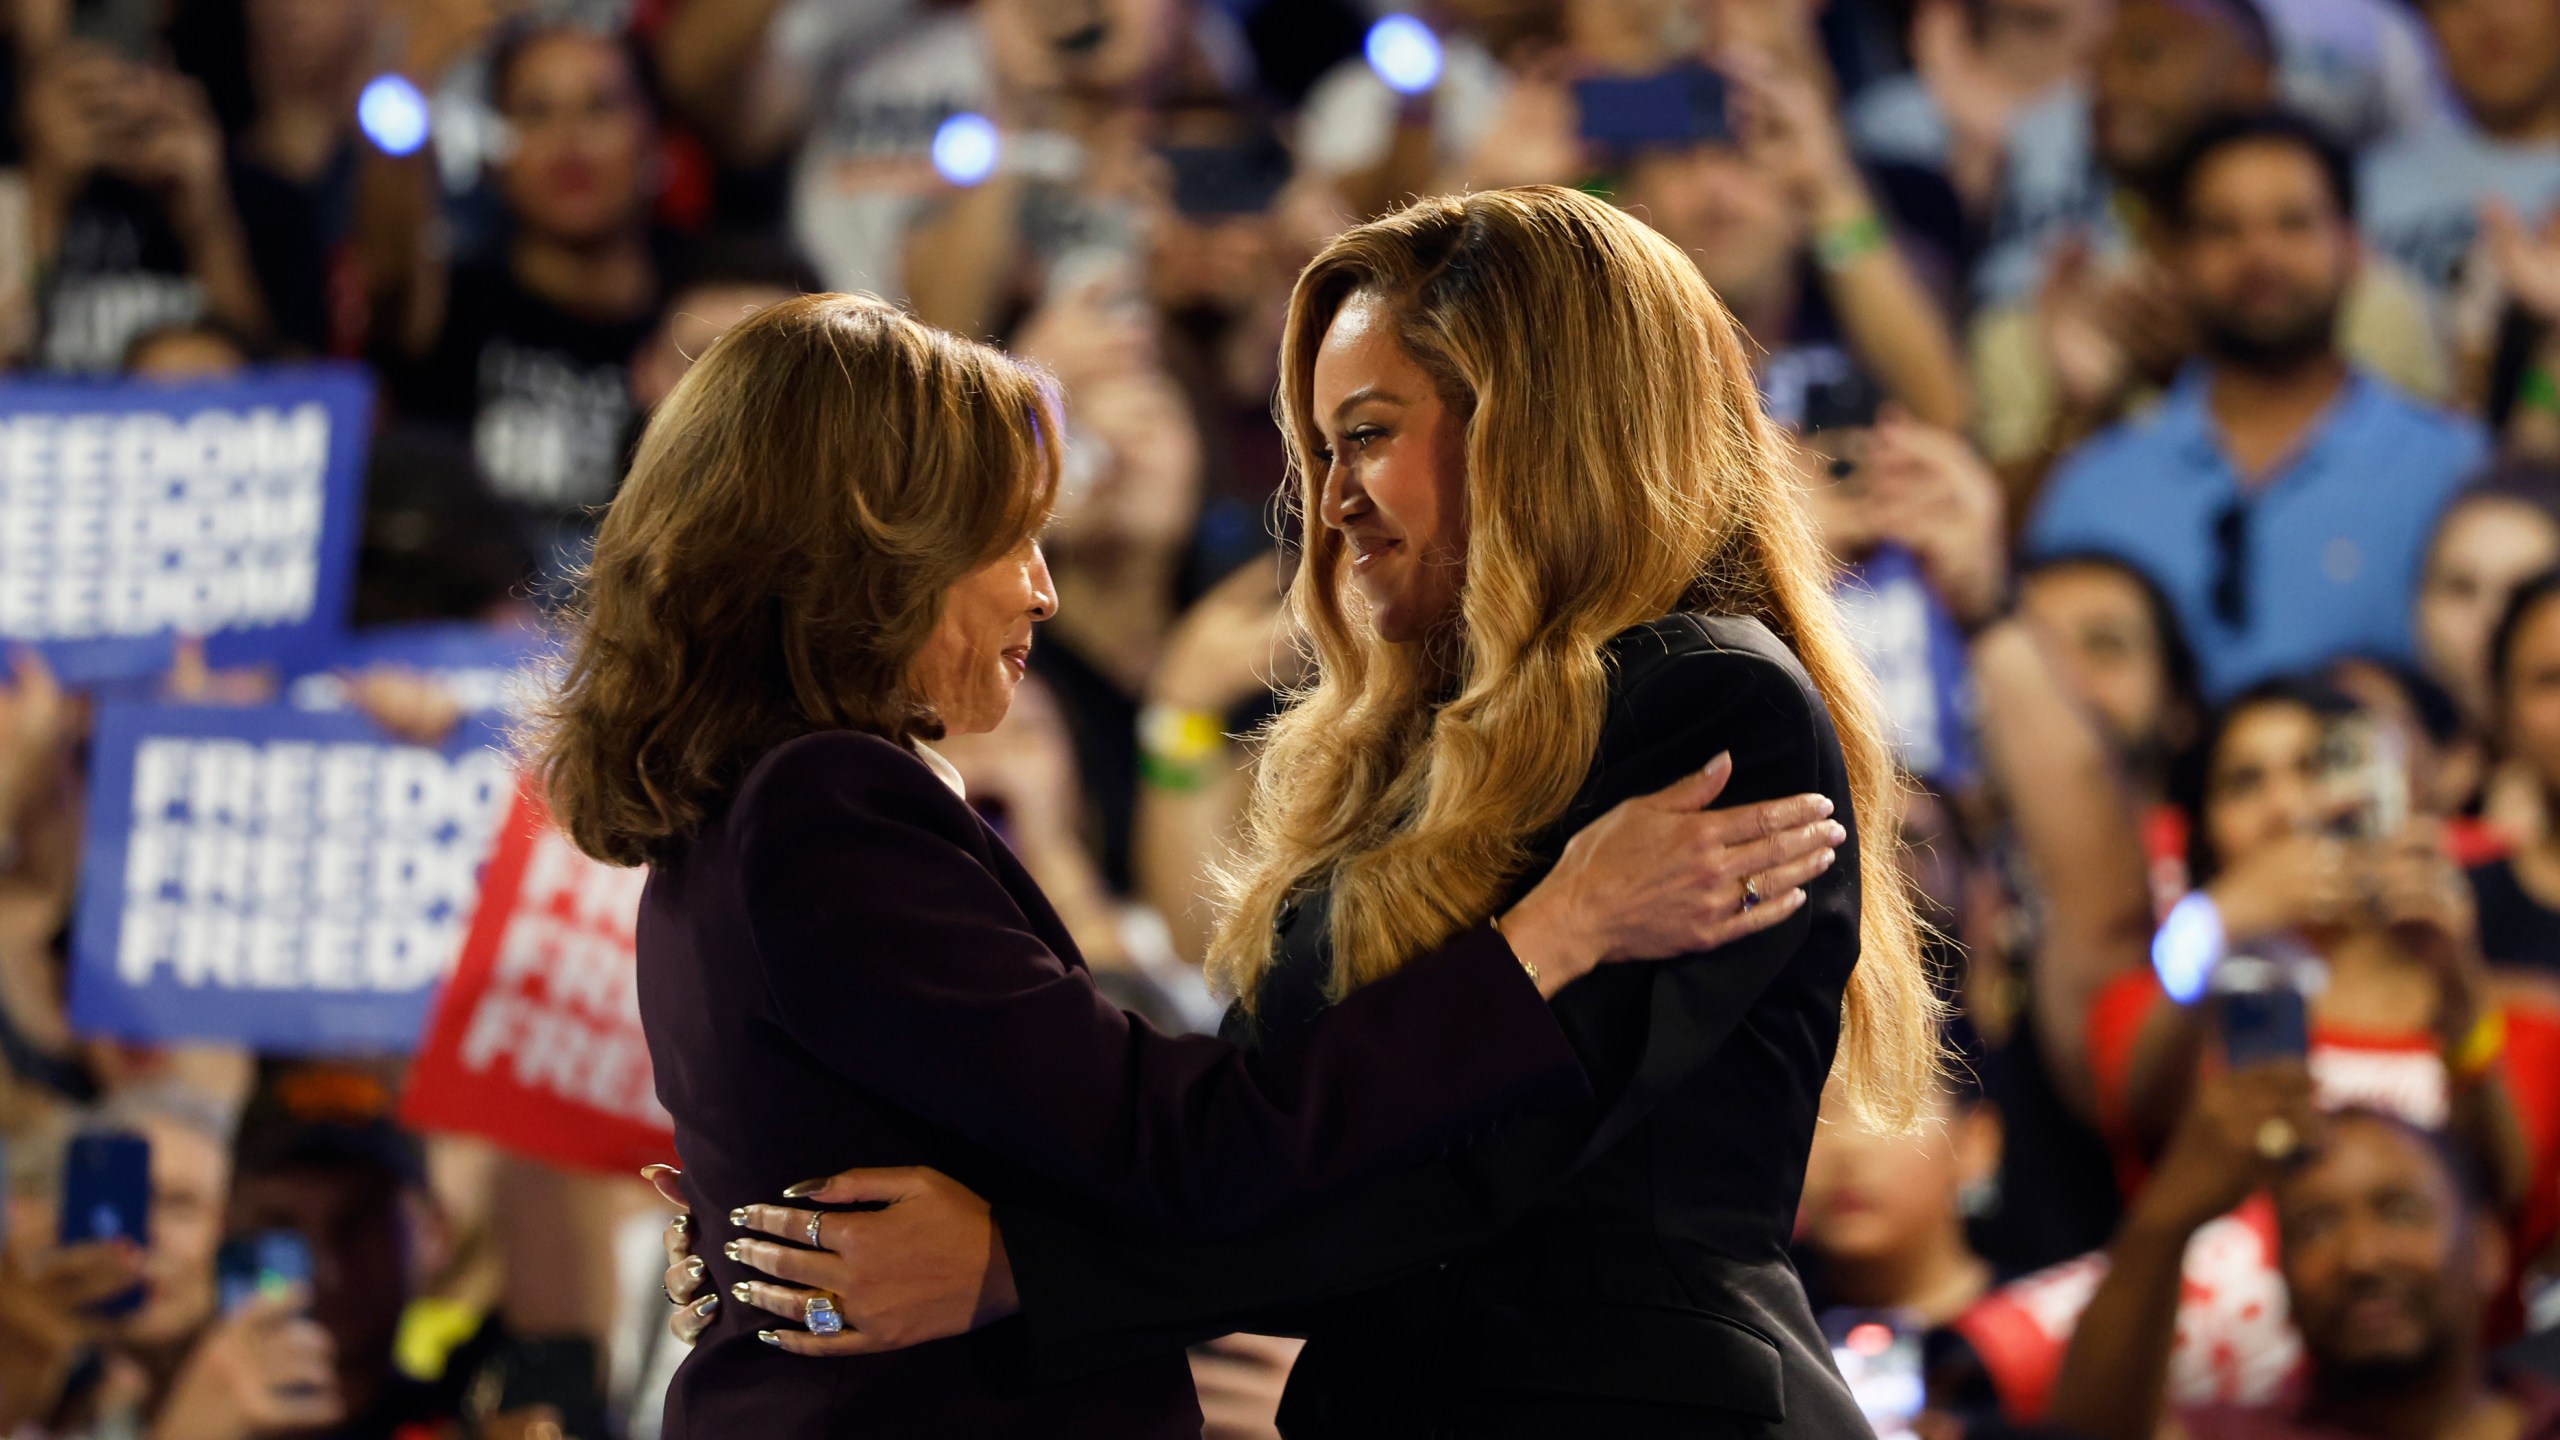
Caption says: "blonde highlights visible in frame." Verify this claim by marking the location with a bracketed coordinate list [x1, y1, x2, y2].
[529, 293, 1059, 867]
[1210, 187, 1939, 1130]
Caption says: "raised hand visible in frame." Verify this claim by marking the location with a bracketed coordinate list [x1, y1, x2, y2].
[2132, 1062, 2325, 1238]
[0, 1239, 145, 1430]
[2479, 197, 2560, 326]
[1863, 414, 2008, 629]
[149, 1292, 346, 1440]
[2206, 830, 2358, 942]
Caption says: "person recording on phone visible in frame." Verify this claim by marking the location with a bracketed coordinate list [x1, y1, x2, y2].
[2089, 679, 2553, 1238]
[1607, 51, 1974, 433]
[2047, 1086, 2560, 1440]
[0, 1085, 348, 1440]
[21, 35, 274, 373]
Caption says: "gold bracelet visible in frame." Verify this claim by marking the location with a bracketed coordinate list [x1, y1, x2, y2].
[1490, 912, 1536, 983]
[2450, 1007, 2509, 1084]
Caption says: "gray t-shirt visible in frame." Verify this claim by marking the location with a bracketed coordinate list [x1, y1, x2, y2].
[2361, 119, 2560, 299]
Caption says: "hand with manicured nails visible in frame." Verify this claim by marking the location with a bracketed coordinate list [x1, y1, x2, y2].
[645, 1165, 719, 1346]
[1496, 752, 1843, 994]
[722, 1167, 1014, 1357]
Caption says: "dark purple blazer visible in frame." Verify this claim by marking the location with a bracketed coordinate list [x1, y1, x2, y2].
[635, 728, 1587, 1438]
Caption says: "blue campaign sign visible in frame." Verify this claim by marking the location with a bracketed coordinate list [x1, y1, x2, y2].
[69, 702, 515, 1053]
[284, 621, 553, 718]
[0, 364, 375, 684]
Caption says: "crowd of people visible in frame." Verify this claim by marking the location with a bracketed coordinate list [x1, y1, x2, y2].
[5, 0, 2560, 1435]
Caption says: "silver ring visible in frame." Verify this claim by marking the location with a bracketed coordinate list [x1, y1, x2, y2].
[1740, 875, 1763, 912]
[804, 1210, 825, 1249]
[804, 1293, 845, 1337]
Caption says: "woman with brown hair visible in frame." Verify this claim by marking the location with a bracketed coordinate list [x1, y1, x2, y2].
[689, 188, 1939, 1436]
[536, 289, 1844, 1437]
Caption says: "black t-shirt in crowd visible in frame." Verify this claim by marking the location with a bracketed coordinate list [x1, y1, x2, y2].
[38, 174, 205, 373]
[387, 249, 665, 520]
[228, 146, 345, 354]
[2469, 858, 2560, 975]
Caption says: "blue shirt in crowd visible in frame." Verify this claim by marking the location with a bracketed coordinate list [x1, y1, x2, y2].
[2025, 367, 2486, 699]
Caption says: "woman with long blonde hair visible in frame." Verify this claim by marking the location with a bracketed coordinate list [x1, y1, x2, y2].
[698, 188, 1937, 1435]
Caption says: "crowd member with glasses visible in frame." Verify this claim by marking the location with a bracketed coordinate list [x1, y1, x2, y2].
[2026, 111, 2487, 702]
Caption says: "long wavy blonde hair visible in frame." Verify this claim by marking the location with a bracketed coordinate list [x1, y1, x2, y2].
[1209, 187, 1939, 1130]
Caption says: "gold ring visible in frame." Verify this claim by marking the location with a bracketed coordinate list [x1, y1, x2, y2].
[2254, 1116, 2298, 1162]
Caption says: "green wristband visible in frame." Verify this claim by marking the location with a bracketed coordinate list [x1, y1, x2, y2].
[1815, 211, 1890, 271]
[2524, 365, 2560, 419]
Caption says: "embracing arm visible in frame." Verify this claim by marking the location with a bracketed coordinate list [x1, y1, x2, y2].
[736, 731, 1589, 1238]
[990, 642, 1847, 1378]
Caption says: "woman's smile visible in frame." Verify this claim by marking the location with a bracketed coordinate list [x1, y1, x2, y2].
[1348, 534, 1403, 573]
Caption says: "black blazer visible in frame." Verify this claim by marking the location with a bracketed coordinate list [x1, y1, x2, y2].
[634, 729, 1589, 1439]
[991, 614, 1874, 1438]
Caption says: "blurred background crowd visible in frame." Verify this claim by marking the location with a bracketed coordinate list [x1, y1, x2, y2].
[13, 0, 2560, 1436]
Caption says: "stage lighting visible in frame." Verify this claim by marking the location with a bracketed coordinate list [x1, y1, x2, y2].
[358, 75, 431, 157]
[933, 112, 1001, 186]
[1366, 15, 1443, 96]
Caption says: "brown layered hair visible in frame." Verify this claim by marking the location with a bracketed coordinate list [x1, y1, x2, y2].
[529, 294, 1059, 866]
[1209, 187, 1940, 1130]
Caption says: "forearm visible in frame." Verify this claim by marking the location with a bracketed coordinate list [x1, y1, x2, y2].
[1130, 750, 1249, 967]
[1972, 620, 2153, 1116]
[1813, 187, 1972, 430]
[2449, 1066, 2534, 1215]
[651, 0, 791, 146]
[173, 186, 271, 341]
[1012, 831, 1134, 972]
[2045, 1210, 2196, 1440]
[353, 143, 445, 358]
[24, 159, 76, 280]
[901, 177, 1028, 339]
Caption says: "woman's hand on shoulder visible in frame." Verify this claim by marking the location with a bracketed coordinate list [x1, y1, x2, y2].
[1498, 752, 1845, 996]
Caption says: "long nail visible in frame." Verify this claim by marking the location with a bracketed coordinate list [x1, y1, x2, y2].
[781, 1178, 828, 1199]
[758, 1329, 783, 1347]
[729, 1207, 750, 1226]
[670, 1214, 691, 1234]
[732, 1282, 752, 1304]
[724, 1240, 743, 1261]
[686, 1257, 705, 1282]
[692, 1295, 718, 1317]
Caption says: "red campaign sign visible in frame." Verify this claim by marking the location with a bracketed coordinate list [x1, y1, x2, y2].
[401, 777, 675, 1173]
